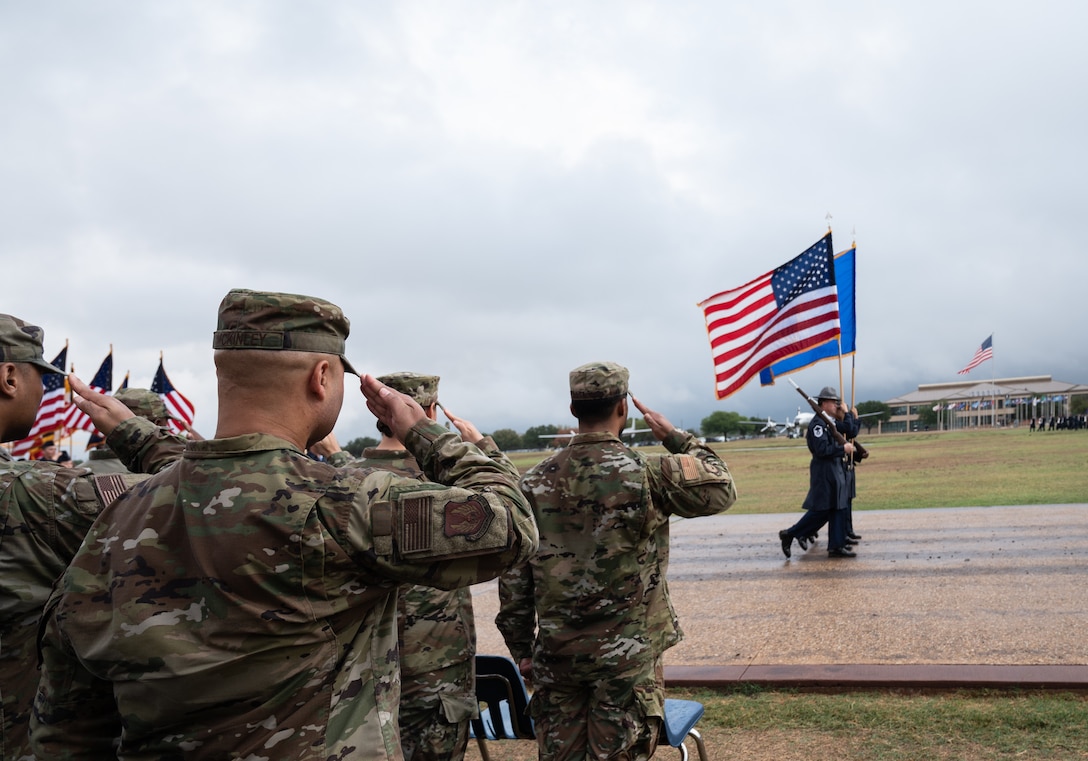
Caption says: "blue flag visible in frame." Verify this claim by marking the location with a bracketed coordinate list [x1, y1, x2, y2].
[759, 245, 856, 385]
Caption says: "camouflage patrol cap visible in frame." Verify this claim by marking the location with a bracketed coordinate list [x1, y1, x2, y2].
[569, 361, 630, 401]
[378, 372, 440, 406]
[212, 289, 358, 375]
[113, 388, 171, 423]
[817, 386, 841, 402]
[0, 314, 62, 375]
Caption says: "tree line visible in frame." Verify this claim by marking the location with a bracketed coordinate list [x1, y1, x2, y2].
[342, 402, 892, 455]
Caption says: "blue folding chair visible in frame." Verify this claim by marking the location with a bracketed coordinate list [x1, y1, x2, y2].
[470, 656, 708, 760]
[663, 698, 709, 761]
[469, 655, 535, 761]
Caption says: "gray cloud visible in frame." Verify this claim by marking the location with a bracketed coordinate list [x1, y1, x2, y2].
[3, 1, 1084, 442]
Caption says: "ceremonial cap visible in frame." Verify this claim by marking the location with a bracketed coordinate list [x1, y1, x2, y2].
[212, 289, 358, 375]
[0, 314, 62, 375]
[114, 388, 172, 423]
[569, 361, 630, 401]
[378, 372, 440, 406]
[817, 386, 841, 402]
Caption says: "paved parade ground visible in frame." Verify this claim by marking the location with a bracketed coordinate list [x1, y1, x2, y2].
[471, 504, 1088, 690]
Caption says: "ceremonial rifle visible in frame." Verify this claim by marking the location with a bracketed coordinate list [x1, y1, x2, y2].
[787, 378, 870, 461]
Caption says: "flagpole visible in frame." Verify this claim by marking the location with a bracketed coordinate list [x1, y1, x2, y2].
[990, 332, 996, 428]
[849, 226, 857, 412]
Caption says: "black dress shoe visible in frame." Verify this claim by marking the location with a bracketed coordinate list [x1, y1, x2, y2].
[828, 547, 857, 558]
[847, 532, 862, 541]
[797, 535, 810, 551]
[779, 530, 792, 558]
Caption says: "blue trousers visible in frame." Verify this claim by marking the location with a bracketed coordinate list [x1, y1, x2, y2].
[786, 508, 847, 551]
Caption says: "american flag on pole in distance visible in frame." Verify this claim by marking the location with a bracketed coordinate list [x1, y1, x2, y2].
[150, 355, 195, 435]
[699, 233, 841, 400]
[63, 350, 113, 433]
[957, 334, 993, 375]
[9, 346, 69, 458]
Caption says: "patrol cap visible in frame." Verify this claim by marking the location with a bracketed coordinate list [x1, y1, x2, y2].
[569, 361, 630, 401]
[114, 388, 171, 423]
[378, 372, 440, 407]
[0, 314, 63, 375]
[212, 289, 358, 375]
[817, 386, 841, 402]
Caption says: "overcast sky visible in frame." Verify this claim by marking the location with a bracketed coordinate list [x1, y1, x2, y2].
[4, 1, 1085, 444]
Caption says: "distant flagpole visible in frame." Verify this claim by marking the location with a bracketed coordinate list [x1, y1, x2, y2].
[990, 332, 996, 426]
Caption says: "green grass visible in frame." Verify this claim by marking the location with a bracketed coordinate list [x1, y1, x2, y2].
[674, 686, 1088, 760]
[465, 688, 1088, 761]
[508, 428, 1088, 513]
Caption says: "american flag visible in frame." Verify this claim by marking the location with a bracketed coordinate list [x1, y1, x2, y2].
[150, 355, 195, 434]
[9, 347, 70, 458]
[699, 233, 841, 400]
[957, 335, 993, 375]
[62, 350, 113, 433]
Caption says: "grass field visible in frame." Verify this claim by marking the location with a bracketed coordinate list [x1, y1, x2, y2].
[464, 687, 1088, 761]
[507, 427, 1088, 513]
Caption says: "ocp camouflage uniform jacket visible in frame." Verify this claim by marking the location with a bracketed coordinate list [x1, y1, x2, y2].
[350, 446, 484, 683]
[0, 449, 145, 761]
[496, 429, 736, 695]
[31, 417, 538, 761]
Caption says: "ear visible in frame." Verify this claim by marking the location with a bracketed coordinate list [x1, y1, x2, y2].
[617, 397, 628, 419]
[308, 359, 332, 400]
[424, 402, 438, 422]
[0, 363, 19, 400]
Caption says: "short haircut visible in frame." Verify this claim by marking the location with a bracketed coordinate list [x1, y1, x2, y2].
[571, 395, 623, 425]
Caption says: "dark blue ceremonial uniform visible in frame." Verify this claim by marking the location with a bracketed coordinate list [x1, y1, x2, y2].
[783, 413, 850, 552]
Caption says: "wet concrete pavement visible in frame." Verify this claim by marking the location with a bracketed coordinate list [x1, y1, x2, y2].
[471, 504, 1088, 689]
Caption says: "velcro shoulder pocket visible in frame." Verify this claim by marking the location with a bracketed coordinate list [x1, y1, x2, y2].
[385, 483, 511, 562]
[89, 473, 147, 509]
[662, 454, 727, 487]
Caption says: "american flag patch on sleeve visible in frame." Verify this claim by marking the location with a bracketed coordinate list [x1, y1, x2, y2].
[399, 495, 433, 553]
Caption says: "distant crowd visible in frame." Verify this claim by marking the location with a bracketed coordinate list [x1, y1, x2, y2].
[1029, 415, 1086, 432]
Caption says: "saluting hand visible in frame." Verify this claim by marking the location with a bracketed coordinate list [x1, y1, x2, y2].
[629, 394, 675, 442]
[439, 404, 483, 445]
[360, 375, 428, 441]
[69, 373, 134, 436]
[309, 432, 342, 458]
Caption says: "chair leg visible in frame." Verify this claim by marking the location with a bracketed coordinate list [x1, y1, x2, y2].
[688, 727, 709, 761]
[475, 735, 491, 761]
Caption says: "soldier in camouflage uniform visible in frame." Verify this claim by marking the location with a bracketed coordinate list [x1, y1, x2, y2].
[0, 314, 148, 761]
[496, 361, 737, 761]
[324, 372, 484, 761]
[30, 289, 538, 760]
[85, 388, 174, 474]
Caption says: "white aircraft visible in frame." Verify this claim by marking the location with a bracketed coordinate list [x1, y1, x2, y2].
[742, 407, 881, 439]
[739, 409, 814, 438]
[536, 422, 653, 445]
